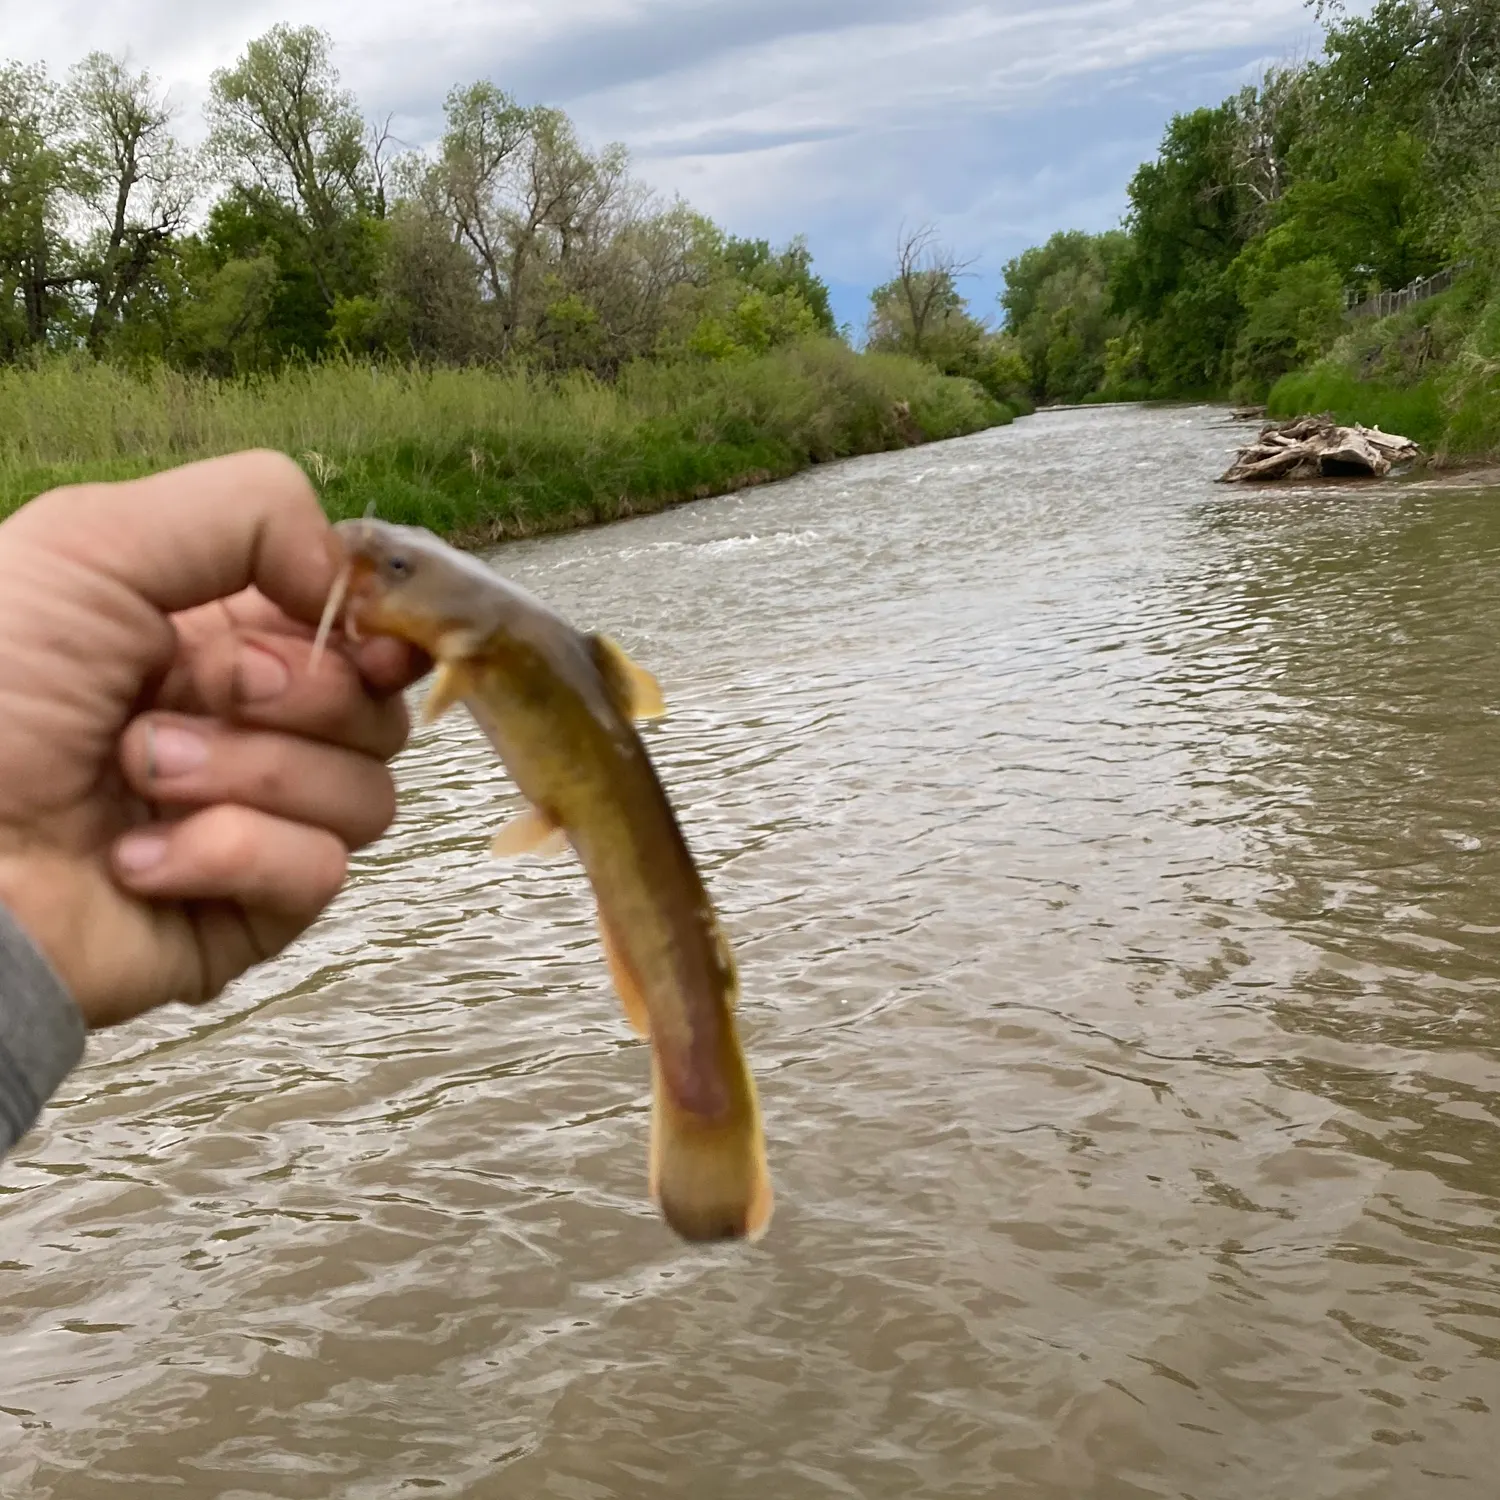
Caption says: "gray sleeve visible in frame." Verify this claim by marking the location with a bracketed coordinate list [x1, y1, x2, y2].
[0, 902, 86, 1160]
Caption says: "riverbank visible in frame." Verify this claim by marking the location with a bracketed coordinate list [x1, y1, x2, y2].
[1265, 278, 1500, 468]
[0, 341, 1014, 541]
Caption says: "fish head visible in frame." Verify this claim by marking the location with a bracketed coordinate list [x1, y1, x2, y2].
[325, 517, 503, 658]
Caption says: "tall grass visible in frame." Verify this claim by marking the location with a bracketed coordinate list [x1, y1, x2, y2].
[1266, 367, 1447, 447]
[0, 340, 1010, 538]
[1265, 276, 1500, 465]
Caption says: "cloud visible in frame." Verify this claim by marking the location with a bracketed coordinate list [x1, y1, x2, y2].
[8, 0, 1335, 326]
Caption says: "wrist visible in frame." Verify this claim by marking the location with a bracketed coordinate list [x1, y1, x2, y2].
[0, 882, 87, 1151]
[0, 852, 88, 1021]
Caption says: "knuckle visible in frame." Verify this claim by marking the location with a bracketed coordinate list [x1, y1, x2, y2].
[369, 702, 410, 762]
[305, 834, 349, 904]
[172, 636, 238, 719]
[203, 806, 262, 874]
[246, 756, 290, 806]
[351, 771, 398, 847]
[118, 717, 155, 781]
[244, 447, 319, 501]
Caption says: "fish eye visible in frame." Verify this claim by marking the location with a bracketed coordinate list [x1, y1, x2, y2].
[383, 554, 413, 577]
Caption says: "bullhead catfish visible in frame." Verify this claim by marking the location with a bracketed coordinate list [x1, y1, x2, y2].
[316, 518, 773, 1244]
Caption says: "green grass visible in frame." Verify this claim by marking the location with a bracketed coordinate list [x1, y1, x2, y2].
[0, 340, 1012, 538]
[1264, 276, 1500, 465]
[1266, 367, 1448, 448]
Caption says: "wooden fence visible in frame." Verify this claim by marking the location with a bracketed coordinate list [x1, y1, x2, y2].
[1346, 260, 1473, 321]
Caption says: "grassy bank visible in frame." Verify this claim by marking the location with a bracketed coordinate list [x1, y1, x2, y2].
[1266, 277, 1500, 466]
[0, 340, 1012, 540]
[1266, 368, 1447, 447]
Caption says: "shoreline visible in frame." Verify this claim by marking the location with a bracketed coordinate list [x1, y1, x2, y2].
[442, 420, 1024, 552]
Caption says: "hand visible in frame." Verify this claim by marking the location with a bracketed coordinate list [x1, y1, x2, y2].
[0, 450, 428, 1028]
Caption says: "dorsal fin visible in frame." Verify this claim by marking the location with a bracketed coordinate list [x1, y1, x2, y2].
[590, 634, 666, 721]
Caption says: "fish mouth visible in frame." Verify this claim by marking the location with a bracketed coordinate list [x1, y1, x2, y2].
[311, 524, 424, 667]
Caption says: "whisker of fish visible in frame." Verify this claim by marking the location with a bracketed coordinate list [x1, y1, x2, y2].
[310, 559, 352, 673]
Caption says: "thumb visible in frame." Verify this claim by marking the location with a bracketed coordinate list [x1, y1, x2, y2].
[6, 450, 335, 627]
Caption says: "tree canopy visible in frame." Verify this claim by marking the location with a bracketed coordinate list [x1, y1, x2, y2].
[0, 25, 837, 377]
[999, 0, 1500, 402]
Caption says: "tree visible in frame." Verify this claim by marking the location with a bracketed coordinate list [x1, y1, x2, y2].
[372, 188, 489, 362]
[1231, 256, 1346, 396]
[0, 62, 84, 355]
[435, 84, 629, 354]
[1228, 64, 1313, 233]
[206, 24, 374, 306]
[868, 224, 975, 359]
[1111, 105, 1254, 392]
[68, 52, 196, 352]
[1001, 230, 1129, 402]
[721, 233, 835, 335]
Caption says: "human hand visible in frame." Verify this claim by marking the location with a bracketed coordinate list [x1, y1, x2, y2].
[0, 450, 428, 1028]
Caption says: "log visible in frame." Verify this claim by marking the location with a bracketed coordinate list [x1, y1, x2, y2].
[1360, 427, 1421, 462]
[1316, 433, 1390, 478]
[1219, 414, 1420, 483]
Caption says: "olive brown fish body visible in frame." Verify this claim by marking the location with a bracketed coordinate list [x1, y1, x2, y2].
[324, 518, 772, 1243]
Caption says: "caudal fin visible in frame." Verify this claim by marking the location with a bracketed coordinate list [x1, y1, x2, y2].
[647, 1048, 774, 1244]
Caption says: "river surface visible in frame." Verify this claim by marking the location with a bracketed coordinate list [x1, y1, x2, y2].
[6, 404, 1500, 1498]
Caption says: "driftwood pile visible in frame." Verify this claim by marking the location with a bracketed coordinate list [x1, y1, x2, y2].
[1218, 413, 1420, 483]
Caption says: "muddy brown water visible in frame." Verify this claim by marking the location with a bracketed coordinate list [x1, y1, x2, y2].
[5, 404, 1500, 1498]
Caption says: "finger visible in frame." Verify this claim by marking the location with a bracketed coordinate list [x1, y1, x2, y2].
[152, 625, 412, 761]
[112, 805, 349, 922]
[119, 714, 398, 851]
[174, 589, 431, 700]
[11, 450, 333, 627]
[350, 635, 433, 699]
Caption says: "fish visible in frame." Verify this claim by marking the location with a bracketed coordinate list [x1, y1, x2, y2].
[316, 517, 774, 1244]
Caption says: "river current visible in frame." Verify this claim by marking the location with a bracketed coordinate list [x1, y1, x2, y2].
[5, 404, 1500, 1498]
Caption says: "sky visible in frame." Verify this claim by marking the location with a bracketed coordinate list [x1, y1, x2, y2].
[8, 1, 1341, 335]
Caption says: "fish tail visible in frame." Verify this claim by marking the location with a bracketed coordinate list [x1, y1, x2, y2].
[648, 1047, 774, 1244]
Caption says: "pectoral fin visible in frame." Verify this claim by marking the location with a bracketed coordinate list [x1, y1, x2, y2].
[591, 634, 666, 721]
[420, 661, 470, 725]
[597, 909, 652, 1038]
[490, 805, 569, 858]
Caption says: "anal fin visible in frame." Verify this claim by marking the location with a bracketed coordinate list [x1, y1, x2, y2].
[490, 804, 569, 858]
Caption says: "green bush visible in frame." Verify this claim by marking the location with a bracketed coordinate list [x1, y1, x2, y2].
[1231, 258, 1346, 400]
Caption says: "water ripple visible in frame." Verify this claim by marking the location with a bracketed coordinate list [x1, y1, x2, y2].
[5, 405, 1500, 1497]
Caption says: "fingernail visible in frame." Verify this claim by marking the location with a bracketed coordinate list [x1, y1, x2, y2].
[236, 644, 290, 703]
[116, 834, 168, 873]
[147, 723, 209, 779]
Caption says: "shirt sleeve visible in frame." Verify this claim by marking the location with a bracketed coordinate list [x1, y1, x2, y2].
[0, 902, 86, 1160]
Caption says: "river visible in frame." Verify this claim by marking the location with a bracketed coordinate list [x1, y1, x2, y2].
[5, 403, 1500, 1498]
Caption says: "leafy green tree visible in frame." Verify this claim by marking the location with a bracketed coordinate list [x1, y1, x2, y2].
[193, 189, 338, 364]
[1110, 104, 1253, 393]
[720, 234, 835, 334]
[68, 52, 196, 353]
[1001, 230, 1129, 402]
[1231, 256, 1346, 396]
[0, 62, 86, 355]
[206, 24, 377, 309]
[435, 83, 627, 354]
